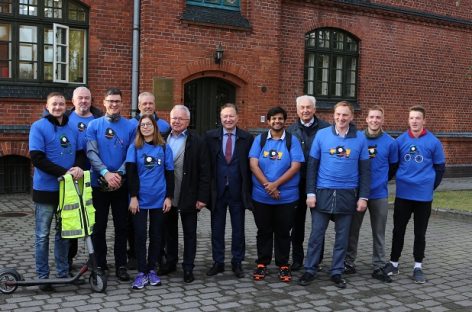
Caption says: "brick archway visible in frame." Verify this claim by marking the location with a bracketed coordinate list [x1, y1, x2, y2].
[0, 141, 30, 159]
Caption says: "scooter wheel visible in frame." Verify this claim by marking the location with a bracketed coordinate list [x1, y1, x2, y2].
[0, 269, 20, 294]
[89, 272, 107, 293]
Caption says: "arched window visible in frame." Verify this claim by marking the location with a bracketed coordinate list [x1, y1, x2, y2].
[304, 28, 359, 106]
[0, 0, 88, 84]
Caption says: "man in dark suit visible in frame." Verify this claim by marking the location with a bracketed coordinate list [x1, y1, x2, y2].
[205, 103, 254, 278]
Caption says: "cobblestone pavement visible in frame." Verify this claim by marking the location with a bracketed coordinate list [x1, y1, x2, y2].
[0, 193, 471, 312]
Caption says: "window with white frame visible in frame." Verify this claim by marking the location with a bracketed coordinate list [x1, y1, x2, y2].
[0, 0, 88, 83]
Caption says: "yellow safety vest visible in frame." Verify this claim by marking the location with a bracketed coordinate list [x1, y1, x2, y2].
[58, 171, 95, 238]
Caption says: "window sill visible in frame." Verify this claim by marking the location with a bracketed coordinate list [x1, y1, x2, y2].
[181, 5, 251, 31]
[0, 83, 84, 99]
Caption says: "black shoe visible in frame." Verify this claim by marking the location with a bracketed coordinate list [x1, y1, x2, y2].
[39, 284, 55, 292]
[291, 262, 303, 272]
[232, 263, 244, 278]
[184, 271, 194, 283]
[158, 264, 176, 276]
[344, 263, 356, 275]
[331, 274, 347, 289]
[372, 268, 393, 283]
[116, 266, 130, 282]
[298, 272, 316, 286]
[206, 263, 225, 276]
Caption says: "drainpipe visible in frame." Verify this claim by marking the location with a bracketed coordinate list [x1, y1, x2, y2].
[131, 0, 140, 117]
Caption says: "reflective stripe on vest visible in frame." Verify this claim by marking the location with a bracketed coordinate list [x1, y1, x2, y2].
[59, 171, 95, 238]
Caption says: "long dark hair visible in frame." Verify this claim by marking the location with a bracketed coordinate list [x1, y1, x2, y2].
[134, 115, 165, 148]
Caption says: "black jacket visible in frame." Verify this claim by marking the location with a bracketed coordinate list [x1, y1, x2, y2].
[287, 117, 330, 177]
[205, 127, 254, 211]
[177, 129, 211, 212]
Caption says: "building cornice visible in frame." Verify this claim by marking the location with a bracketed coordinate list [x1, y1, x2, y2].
[299, 0, 472, 29]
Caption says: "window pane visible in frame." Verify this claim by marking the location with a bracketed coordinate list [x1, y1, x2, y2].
[19, 62, 36, 79]
[44, 45, 53, 62]
[305, 32, 316, 47]
[56, 27, 66, 44]
[68, 2, 86, 22]
[0, 1, 12, 13]
[19, 0, 37, 16]
[20, 43, 37, 60]
[317, 30, 330, 48]
[57, 63, 66, 80]
[333, 31, 344, 50]
[45, 0, 62, 18]
[346, 36, 358, 52]
[44, 28, 53, 44]
[19, 25, 37, 43]
[223, 0, 239, 7]
[69, 28, 85, 83]
[0, 23, 11, 78]
[44, 63, 53, 80]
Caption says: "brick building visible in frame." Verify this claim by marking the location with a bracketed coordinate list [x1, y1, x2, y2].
[0, 0, 471, 193]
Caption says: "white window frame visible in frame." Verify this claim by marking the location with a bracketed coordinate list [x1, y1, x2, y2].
[53, 23, 69, 83]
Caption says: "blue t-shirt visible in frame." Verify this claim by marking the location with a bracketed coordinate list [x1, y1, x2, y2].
[29, 118, 80, 191]
[362, 131, 398, 199]
[86, 117, 134, 186]
[249, 132, 305, 204]
[395, 130, 445, 201]
[310, 127, 369, 189]
[129, 115, 171, 138]
[69, 111, 95, 168]
[126, 142, 174, 209]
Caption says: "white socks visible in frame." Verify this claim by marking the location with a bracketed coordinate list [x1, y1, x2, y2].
[414, 262, 422, 269]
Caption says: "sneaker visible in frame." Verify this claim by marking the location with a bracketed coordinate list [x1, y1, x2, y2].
[132, 272, 149, 289]
[298, 272, 316, 286]
[383, 263, 399, 276]
[372, 268, 392, 283]
[278, 266, 291, 283]
[148, 270, 161, 286]
[344, 263, 356, 274]
[412, 268, 426, 284]
[253, 264, 268, 281]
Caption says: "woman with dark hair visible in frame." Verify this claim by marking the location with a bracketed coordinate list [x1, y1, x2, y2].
[249, 106, 304, 283]
[125, 115, 174, 289]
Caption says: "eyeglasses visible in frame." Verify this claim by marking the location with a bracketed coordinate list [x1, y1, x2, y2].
[105, 99, 122, 104]
[171, 117, 189, 122]
[140, 122, 154, 128]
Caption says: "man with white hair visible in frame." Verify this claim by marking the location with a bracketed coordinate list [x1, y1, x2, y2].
[159, 105, 210, 283]
[287, 95, 329, 271]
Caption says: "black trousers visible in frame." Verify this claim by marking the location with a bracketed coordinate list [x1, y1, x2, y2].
[162, 206, 198, 272]
[291, 180, 325, 265]
[390, 197, 432, 263]
[253, 200, 297, 267]
[91, 186, 129, 269]
[133, 208, 163, 273]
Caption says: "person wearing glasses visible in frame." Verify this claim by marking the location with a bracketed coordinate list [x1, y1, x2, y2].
[127, 92, 170, 270]
[159, 105, 210, 283]
[86, 88, 135, 282]
[125, 115, 174, 289]
[383, 105, 445, 284]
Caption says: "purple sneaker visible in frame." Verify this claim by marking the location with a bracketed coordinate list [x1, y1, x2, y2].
[148, 270, 162, 286]
[132, 272, 148, 289]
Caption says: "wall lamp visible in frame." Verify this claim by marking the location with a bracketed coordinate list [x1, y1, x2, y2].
[214, 43, 224, 64]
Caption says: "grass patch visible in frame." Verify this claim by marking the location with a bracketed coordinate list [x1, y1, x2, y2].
[389, 190, 472, 213]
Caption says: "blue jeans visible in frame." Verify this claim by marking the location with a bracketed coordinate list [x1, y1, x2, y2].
[34, 202, 69, 279]
[305, 209, 352, 276]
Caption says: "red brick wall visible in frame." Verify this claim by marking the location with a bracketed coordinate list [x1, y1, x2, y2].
[0, 0, 471, 168]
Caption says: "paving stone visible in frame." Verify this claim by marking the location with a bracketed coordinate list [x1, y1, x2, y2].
[0, 193, 471, 312]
